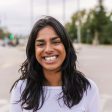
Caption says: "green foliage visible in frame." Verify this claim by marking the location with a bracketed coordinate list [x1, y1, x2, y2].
[65, 22, 77, 41]
[9, 33, 14, 40]
[101, 21, 112, 44]
[0, 27, 13, 40]
[0, 28, 5, 39]
[65, 10, 86, 43]
[65, 0, 112, 44]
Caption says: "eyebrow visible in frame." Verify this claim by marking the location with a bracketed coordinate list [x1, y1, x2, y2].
[51, 37, 60, 41]
[35, 39, 44, 42]
[35, 37, 60, 42]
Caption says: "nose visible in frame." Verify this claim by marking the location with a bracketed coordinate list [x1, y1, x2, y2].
[44, 43, 54, 53]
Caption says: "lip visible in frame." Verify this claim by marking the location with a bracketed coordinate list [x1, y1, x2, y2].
[42, 55, 58, 58]
[42, 55, 58, 64]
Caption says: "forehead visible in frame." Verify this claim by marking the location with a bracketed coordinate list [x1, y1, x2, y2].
[37, 26, 59, 39]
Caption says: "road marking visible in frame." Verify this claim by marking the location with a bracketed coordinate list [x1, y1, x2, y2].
[101, 95, 112, 112]
[0, 99, 8, 104]
[1, 63, 13, 69]
[0, 105, 9, 112]
[0, 99, 9, 112]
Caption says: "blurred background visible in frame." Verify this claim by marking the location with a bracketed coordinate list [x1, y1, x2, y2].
[0, 0, 112, 112]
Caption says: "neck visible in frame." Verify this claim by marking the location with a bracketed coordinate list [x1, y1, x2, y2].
[43, 70, 62, 86]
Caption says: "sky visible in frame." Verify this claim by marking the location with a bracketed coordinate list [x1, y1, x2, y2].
[0, 0, 112, 35]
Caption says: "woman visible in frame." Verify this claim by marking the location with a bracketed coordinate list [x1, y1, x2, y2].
[10, 16, 100, 112]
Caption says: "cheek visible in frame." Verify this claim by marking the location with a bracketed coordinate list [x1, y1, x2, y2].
[62, 45, 66, 55]
[63, 48, 66, 59]
[35, 47, 41, 60]
[58, 45, 66, 59]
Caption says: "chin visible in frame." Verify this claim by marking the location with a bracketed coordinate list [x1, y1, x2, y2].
[43, 66, 60, 72]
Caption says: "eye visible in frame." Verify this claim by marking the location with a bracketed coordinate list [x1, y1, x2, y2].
[52, 40, 61, 45]
[36, 43, 45, 47]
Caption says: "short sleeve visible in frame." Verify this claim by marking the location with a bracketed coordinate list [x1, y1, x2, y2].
[86, 79, 100, 112]
[9, 80, 26, 112]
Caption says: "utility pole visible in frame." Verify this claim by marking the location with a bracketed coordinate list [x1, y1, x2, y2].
[0, 16, 1, 26]
[77, 0, 81, 43]
[30, 0, 33, 28]
[62, 0, 66, 24]
[46, 0, 49, 15]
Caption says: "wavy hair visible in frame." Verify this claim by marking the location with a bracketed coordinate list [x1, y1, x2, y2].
[11, 16, 91, 112]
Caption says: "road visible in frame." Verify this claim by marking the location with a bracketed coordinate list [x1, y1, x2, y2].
[0, 44, 112, 112]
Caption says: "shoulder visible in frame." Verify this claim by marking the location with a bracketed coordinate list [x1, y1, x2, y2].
[84, 78, 100, 100]
[83, 79, 100, 111]
[87, 78, 99, 93]
[10, 80, 26, 104]
[11, 79, 26, 95]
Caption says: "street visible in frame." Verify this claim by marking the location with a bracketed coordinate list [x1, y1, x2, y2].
[0, 44, 112, 112]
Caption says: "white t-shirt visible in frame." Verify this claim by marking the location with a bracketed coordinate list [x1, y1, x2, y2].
[10, 79, 100, 112]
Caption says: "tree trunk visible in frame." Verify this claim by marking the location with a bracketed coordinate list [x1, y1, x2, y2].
[93, 31, 99, 45]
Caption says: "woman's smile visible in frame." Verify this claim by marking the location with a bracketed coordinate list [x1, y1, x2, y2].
[43, 55, 58, 64]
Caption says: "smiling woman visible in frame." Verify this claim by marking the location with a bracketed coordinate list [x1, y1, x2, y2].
[35, 26, 66, 74]
[10, 16, 100, 112]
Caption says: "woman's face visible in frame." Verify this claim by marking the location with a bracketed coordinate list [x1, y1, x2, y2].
[35, 26, 66, 73]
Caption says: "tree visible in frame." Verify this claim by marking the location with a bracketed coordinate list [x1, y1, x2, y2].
[65, 0, 112, 44]
[0, 28, 5, 39]
[65, 10, 86, 42]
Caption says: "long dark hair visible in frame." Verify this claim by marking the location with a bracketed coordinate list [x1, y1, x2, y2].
[11, 16, 91, 111]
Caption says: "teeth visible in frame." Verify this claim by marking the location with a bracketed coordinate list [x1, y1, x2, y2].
[45, 56, 57, 61]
